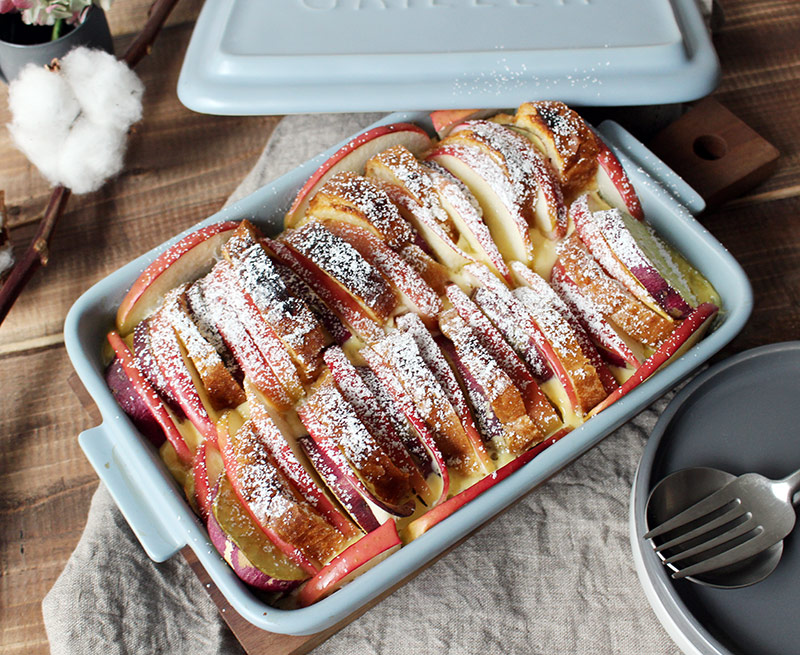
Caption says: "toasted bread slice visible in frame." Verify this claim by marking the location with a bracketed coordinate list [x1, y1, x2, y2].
[555, 234, 676, 349]
[439, 308, 543, 454]
[307, 171, 414, 249]
[279, 222, 399, 326]
[512, 101, 600, 201]
[161, 284, 245, 410]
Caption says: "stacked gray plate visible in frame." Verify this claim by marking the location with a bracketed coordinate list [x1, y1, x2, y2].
[631, 342, 800, 655]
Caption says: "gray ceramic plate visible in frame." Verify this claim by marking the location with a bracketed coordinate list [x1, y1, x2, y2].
[631, 342, 800, 655]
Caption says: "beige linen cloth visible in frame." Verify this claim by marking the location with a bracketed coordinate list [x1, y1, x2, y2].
[43, 113, 681, 655]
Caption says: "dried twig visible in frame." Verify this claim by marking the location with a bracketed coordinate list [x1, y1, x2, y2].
[0, 191, 14, 283]
[0, 0, 181, 327]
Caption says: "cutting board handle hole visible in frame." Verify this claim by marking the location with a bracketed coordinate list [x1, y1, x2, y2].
[693, 134, 728, 161]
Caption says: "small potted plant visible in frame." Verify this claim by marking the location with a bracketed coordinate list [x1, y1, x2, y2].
[0, 0, 114, 82]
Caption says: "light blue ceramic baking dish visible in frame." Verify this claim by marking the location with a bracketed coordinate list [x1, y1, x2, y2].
[64, 112, 752, 636]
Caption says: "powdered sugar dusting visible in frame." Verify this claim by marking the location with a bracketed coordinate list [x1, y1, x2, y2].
[316, 172, 412, 248]
[236, 244, 325, 374]
[439, 310, 512, 406]
[284, 222, 395, 318]
[162, 285, 221, 376]
[396, 312, 473, 420]
[185, 282, 241, 378]
[446, 283, 538, 391]
[556, 235, 674, 348]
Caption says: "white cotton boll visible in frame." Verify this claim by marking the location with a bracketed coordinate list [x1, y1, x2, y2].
[60, 48, 144, 129]
[7, 123, 64, 185]
[57, 117, 126, 194]
[7, 64, 80, 136]
[6, 47, 144, 194]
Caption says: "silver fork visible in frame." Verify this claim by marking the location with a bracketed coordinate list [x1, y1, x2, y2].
[644, 467, 800, 580]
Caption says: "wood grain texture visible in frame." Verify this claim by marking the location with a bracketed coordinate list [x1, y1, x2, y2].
[1, 0, 799, 653]
[648, 98, 780, 208]
[0, 3, 278, 654]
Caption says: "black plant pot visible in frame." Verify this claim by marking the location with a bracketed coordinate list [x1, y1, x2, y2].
[0, 6, 113, 83]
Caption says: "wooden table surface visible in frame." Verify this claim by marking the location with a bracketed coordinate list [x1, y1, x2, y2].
[1, 1, 798, 652]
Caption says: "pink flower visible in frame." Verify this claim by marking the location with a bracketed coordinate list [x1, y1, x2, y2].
[0, 0, 33, 13]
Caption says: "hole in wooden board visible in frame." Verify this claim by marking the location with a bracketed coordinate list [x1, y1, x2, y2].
[693, 134, 728, 161]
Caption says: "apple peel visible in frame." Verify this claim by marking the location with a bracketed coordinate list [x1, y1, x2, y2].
[298, 520, 401, 607]
[589, 302, 719, 417]
[286, 123, 432, 228]
[116, 221, 239, 336]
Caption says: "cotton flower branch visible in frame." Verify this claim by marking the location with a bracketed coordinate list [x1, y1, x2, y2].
[0, 0, 181, 327]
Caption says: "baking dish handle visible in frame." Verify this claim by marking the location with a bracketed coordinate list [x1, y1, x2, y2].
[596, 120, 706, 216]
[79, 425, 186, 562]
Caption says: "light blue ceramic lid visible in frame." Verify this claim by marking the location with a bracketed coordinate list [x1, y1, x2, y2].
[178, 0, 720, 115]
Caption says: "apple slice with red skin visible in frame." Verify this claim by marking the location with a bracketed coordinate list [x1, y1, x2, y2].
[466, 262, 605, 416]
[208, 475, 308, 592]
[199, 267, 294, 411]
[448, 120, 567, 239]
[511, 286, 609, 415]
[299, 435, 381, 534]
[107, 331, 191, 464]
[217, 412, 351, 574]
[147, 309, 219, 443]
[104, 355, 166, 448]
[464, 263, 552, 382]
[272, 260, 352, 347]
[207, 260, 305, 403]
[369, 330, 490, 478]
[324, 346, 430, 499]
[365, 145, 477, 273]
[589, 302, 719, 417]
[429, 108, 501, 139]
[509, 261, 619, 395]
[355, 365, 439, 490]
[594, 134, 645, 221]
[571, 194, 694, 320]
[116, 221, 240, 336]
[436, 323, 543, 456]
[445, 284, 562, 436]
[396, 312, 493, 475]
[297, 372, 415, 516]
[324, 220, 442, 327]
[306, 172, 415, 250]
[298, 519, 401, 607]
[360, 345, 450, 506]
[246, 394, 358, 539]
[423, 161, 513, 285]
[549, 262, 646, 369]
[427, 143, 535, 265]
[161, 285, 246, 410]
[132, 319, 184, 418]
[192, 440, 225, 520]
[555, 234, 676, 349]
[436, 337, 505, 445]
[286, 123, 433, 228]
[405, 426, 572, 541]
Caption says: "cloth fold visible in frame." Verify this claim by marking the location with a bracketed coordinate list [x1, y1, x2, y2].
[44, 114, 679, 655]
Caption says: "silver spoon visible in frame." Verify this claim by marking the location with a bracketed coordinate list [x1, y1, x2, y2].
[644, 466, 800, 588]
